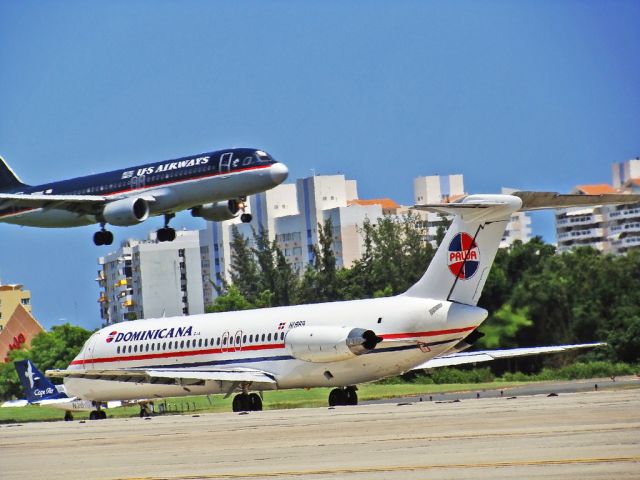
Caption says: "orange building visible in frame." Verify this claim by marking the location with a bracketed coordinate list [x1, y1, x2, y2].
[0, 304, 44, 363]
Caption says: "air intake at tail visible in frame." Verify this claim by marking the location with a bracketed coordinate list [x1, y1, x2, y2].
[404, 194, 522, 306]
[0, 156, 27, 191]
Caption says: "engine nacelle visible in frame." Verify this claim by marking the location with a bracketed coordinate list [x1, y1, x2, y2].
[285, 326, 382, 363]
[191, 200, 240, 222]
[102, 197, 149, 226]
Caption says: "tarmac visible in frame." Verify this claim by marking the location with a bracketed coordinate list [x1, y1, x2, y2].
[1, 388, 639, 480]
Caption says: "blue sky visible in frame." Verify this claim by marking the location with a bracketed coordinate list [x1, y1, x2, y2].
[1, 1, 638, 330]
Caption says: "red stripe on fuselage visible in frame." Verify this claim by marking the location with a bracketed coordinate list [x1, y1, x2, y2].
[70, 342, 285, 366]
[380, 326, 475, 340]
[70, 327, 476, 366]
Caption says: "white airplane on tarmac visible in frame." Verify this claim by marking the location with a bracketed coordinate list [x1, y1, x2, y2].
[47, 191, 639, 416]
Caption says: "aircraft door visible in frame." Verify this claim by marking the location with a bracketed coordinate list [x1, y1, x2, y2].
[234, 330, 243, 352]
[221, 331, 230, 353]
[80, 332, 100, 370]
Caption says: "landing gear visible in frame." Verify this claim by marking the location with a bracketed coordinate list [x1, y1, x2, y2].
[232, 392, 263, 412]
[89, 409, 107, 420]
[156, 213, 176, 242]
[64, 411, 73, 421]
[328, 386, 358, 407]
[238, 196, 252, 223]
[93, 224, 114, 246]
[139, 403, 152, 418]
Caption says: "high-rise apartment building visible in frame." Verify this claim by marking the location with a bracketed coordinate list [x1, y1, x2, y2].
[98, 230, 207, 326]
[555, 157, 640, 254]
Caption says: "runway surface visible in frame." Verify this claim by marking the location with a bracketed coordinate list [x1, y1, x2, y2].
[1, 389, 639, 480]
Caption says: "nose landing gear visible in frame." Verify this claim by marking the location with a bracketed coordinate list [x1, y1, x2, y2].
[238, 197, 252, 223]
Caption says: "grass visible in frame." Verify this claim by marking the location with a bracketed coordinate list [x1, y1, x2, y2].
[0, 381, 524, 423]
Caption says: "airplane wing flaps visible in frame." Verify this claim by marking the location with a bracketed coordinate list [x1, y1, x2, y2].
[412, 342, 605, 370]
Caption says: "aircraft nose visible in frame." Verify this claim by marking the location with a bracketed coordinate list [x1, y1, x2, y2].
[270, 162, 289, 185]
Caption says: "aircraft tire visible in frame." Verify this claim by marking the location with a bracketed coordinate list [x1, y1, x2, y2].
[240, 213, 252, 223]
[166, 227, 176, 241]
[328, 388, 347, 407]
[248, 393, 262, 411]
[93, 231, 104, 246]
[99, 410, 107, 420]
[89, 411, 97, 420]
[104, 231, 114, 245]
[345, 387, 358, 406]
[64, 412, 73, 421]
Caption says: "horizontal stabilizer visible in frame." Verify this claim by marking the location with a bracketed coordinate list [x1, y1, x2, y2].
[412, 342, 605, 370]
[513, 191, 640, 211]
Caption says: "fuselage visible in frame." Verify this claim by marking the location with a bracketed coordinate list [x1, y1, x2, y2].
[65, 295, 487, 402]
[0, 148, 287, 227]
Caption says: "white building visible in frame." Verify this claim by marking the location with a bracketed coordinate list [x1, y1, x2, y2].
[500, 187, 533, 248]
[555, 157, 640, 255]
[98, 230, 207, 326]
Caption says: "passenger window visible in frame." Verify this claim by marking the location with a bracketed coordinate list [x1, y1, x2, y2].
[217, 338, 220, 346]
[261, 334, 265, 342]
[204, 339, 208, 347]
[145, 344, 149, 352]
[134, 345, 138, 353]
[180, 340, 185, 349]
[223, 337, 227, 346]
[187, 340, 191, 348]
[128, 345, 132, 353]
[236, 335, 240, 344]
[267, 333, 272, 342]
[243, 335, 247, 343]
[117, 346, 120, 354]
[162, 342, 166, 350]
[280, 332, 285, 341]
[199, 339, 203, 347]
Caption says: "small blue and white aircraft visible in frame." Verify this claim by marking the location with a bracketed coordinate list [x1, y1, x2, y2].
[1, 359, 101, 420]
[0, 148, 288, 245]
[47, 191, 638, 416]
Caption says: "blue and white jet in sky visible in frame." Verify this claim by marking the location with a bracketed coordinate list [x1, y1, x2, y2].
[0, 148, 288, 245]
[47, 191, 639, 417]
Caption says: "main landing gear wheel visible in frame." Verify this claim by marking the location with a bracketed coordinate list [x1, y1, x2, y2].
[156, 213, 176, 242]
[139, 404, 152, 418]
[93, 228, 114, 246]
[328, 386, 358, 407]
[89, 410, 107, 420]
[232, 393, 263, 412]
[240, 213, 252, 223]
[64, 411, 73, 422]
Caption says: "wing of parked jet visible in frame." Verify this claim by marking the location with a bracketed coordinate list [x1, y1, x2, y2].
[46, 367, 277, 390]
[411, 342, 605, 370]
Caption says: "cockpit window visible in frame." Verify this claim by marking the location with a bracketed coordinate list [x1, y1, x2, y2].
[255, 151, 273, 163]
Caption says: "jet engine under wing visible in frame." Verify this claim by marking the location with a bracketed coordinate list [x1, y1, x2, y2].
[46, 367, 277, 389]
[0, 193, 108, 215]
[411, 343, 605, 370]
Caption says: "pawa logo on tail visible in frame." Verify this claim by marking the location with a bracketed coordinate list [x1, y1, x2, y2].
[447, 232, 480, 280]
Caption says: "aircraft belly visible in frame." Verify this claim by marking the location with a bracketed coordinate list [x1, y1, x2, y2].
[274, 344, 452, 389]
[0, 209, 96, 227]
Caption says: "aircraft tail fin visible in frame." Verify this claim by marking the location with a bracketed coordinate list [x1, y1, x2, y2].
[0, 156, 28, 191]
[15, 359, 68, 404]
[403, 194, 522, 306]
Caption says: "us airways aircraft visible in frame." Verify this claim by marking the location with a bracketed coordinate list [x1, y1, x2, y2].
[47, 191, 638, 416]
[0, 148, 288, 245]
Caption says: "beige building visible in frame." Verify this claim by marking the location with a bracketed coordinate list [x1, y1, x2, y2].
[0, 284, 32, 332]
[0, 304, 44, 363]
